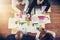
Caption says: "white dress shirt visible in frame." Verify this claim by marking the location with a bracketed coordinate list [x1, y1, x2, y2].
[20, 0, 29, 13]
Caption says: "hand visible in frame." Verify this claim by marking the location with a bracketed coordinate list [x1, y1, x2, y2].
[42, 11, 46, 14]
[37, 2, 42, 5]
[26, 14, 30, 18]
[26, 14, 31, 21]
[37, 0, 44, 5]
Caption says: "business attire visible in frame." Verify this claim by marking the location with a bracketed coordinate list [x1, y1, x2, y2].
[27, 0, 50, 14]
[0, 35, 6, 40]
[6, 34, 35, 40]
[6, 34, 16, 40]
[40, 33, 54, 40]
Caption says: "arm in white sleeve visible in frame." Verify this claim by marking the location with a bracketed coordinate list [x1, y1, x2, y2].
[23, 0, 29, 13]
[47, 30, 56, 38]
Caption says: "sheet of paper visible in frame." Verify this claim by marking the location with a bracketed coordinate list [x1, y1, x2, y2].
[45, 14, 51, 24]
[15, 13, 26, 22]
[8, 17, 19, 29]
[38, 16, 51, 24]
[16, 13, 23, 18]
[33, 23, 39, 28]
[26, 21, 30, 26]
[31, 15, 39, 23]
[17, 23, 28, 34]
[11, 28, 17, 34]
[35, 7, 51, 24]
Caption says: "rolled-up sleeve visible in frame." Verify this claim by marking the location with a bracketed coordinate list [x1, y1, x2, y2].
[23, 0, 29, 12]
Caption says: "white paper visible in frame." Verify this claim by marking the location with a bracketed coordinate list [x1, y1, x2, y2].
[35, 7, 51, 24]
[8, 17, 19, 29]
[14, 13, 26, 22]
[11, 28, 17, 34]
[31, 14, 39, 23]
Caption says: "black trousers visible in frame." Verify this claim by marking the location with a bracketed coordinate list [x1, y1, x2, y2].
[27, 0, 50, 14]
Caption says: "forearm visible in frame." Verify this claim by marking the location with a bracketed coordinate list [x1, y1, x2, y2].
[23, 0, 29, 13]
